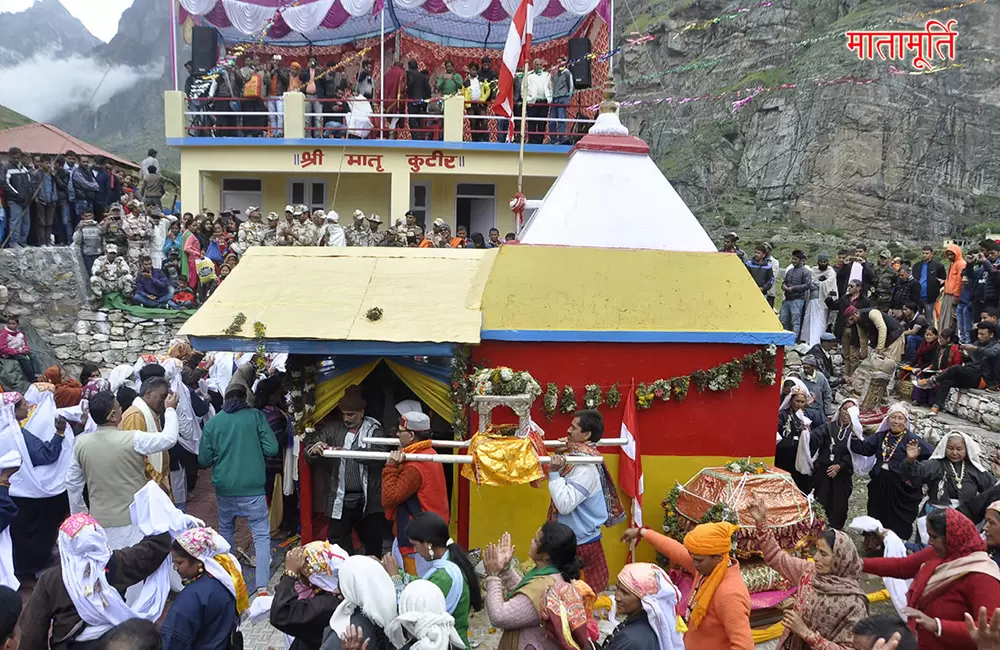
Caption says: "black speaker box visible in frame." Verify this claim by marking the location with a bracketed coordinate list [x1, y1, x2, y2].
[192, 26, 220, 74]
[568, 37, 591, 89]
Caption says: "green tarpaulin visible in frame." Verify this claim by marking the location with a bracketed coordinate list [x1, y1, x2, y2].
[101, 293, 197, 319]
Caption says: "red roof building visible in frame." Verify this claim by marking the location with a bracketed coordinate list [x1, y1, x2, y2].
[0, 123, 138, 170]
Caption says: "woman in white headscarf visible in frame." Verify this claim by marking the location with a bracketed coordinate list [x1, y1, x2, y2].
[271, 541, 348, 650]
[849, 403, 934, 540]
[601, 563, 684, 650]
[321, 555, 396, 650]
[161, 526, 248, 649]
[386, 580, 465, 650]
[900, 430, 995, 521]
[776, 378, 825, 494]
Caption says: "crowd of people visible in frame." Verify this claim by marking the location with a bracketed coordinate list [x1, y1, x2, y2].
[0, 339, 995, 650]
[184, 53, 584, 144]
[0, 147, 172, 249]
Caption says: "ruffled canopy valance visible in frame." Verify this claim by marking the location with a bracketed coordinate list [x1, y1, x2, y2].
[179, 0, 606, 44]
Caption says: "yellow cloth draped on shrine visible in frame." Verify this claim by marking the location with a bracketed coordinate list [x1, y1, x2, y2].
[383, 359, 452, 421]
[313, 360, 381, 422]
[461, 433, 545, 486]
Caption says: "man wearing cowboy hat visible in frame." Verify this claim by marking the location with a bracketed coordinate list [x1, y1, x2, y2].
[90, 244, 134, 299]
[276, 205, 298, 246]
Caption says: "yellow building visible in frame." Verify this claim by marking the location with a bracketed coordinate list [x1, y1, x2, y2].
[164, 91, 571, 235]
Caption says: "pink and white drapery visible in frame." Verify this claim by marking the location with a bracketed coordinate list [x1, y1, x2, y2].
[179, 0, 602, 33]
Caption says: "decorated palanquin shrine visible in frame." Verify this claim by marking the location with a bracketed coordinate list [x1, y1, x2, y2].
[180, 91, 821, 646]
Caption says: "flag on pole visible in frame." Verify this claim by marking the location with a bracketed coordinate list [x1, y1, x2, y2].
[619, 381, 644, 532]
[494, 0, 534, 140]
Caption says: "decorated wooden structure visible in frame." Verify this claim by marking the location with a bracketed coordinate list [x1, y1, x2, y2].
[178, 100, 793, 575]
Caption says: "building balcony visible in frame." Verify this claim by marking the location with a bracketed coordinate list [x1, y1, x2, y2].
[164, 90, 593, 152]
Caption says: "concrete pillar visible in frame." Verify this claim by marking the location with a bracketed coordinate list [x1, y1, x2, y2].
[443, 94, 465, 142]
[179, 161, 201, 215]
[164, 91, 185, 139]
[284, 92, 305, 139]
[390, 169, 411, 222]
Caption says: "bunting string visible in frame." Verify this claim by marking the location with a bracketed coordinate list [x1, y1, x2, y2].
[606, 63, 968, 114]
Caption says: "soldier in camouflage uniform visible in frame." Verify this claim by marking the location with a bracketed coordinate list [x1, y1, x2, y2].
[101, 203, 128, 254]
[292, 209, 319, 246]
[345, 210, 372, 246]
[276, 205, 298, 246]
[366, 214, 384, 246]
[90, 244, 135, 298]
[121, 204, 154, 273]
[872, 248, 898, 312]
[263, 211, 280, 246]
[234, 207, 267, 254]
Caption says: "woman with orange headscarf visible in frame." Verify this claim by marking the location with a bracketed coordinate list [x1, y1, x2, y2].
[37, 365, 82, 407]
[622, 521, 753, 649]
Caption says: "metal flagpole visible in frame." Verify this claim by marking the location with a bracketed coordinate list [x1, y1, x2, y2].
[169, 0, 179, 91]
[380, 7, 386, 127]
[609, 0, 614, 60]
[362, 436, 628, 448]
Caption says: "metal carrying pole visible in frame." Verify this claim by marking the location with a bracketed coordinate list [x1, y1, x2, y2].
[361, 437, 628, 449]
[322, 449, 607, 464]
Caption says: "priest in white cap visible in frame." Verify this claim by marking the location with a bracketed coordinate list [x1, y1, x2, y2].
[381, 411, 450, 576]
[318, 210, 347, 247]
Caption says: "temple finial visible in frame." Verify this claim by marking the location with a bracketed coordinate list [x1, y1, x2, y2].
[599, 75, 619, 115]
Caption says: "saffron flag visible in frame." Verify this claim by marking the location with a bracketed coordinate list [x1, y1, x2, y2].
[619, 382, 643, 530]
[494, 0, 534, 140]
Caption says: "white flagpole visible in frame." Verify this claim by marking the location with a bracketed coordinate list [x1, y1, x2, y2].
[169, 0, 179, 91]
[516, 60, 529, 195]
[322, 449, 606, 464]
[362, 436, 627, 448]
[380, 6, 386, 127]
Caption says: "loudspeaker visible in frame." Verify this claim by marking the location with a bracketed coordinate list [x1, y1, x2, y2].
[191, 26, 220, 74]
[568, 37, 591, 89]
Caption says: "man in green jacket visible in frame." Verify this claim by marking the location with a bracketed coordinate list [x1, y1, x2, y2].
[198, 384, 278, 594]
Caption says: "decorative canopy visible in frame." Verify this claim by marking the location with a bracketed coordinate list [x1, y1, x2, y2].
[179, 0, 606, 45]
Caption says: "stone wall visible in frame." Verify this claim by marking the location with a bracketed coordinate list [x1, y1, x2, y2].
[0, 248, 185, 376]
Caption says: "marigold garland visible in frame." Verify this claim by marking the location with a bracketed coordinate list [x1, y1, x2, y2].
[450, 346, 471, 439]
[543, 383, 558, 420]
[559, 385, 577, 414]
[605, 382, 622, 408]
[636, 345, 776, 410]
[224, 312, 246, 336]
[253, 322, 267, 372]
[584, 384, 603, 409]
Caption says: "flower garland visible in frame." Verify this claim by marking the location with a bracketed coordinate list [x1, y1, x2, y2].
[224, 312, 246, 336]
[726, 457, 769, 474]
[450, 346, 471, 439]
[559, 385, 577, 414]
[584, 384, 603, 409]
[288, 359, 318, 438]
[543, 383, 558, 420]
[605, 382, 622, 409]
[637, 345, 776, 410]
[253, 322, 267, 372]
[471, 366, 542, 399]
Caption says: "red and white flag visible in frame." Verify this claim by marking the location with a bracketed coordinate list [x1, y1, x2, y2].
[619, 382, 644, 531]
[494, 0, 534, 140]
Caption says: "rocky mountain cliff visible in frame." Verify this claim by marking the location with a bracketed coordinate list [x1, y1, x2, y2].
[0, 0, 99, 65]
[616, 0, 1000, 242]
[52, 0, 176, 170]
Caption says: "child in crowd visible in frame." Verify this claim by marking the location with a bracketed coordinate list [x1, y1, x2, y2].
[0, 314, 37, 381]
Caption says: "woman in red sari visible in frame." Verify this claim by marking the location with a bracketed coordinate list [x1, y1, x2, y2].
[863, 508, 1000, 650]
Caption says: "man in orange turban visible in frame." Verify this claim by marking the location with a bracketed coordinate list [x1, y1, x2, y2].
[622, 521, 753, 650]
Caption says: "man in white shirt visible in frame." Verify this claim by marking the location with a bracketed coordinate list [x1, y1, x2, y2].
[65, 390, 180, 550]
[139, 149, 159, 179]
[524, 58, 553, 144]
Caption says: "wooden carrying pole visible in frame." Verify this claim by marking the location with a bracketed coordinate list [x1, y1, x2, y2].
[322, 449, 606, 464]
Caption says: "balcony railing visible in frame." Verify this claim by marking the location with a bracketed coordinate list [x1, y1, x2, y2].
[168, 90, 592, 145]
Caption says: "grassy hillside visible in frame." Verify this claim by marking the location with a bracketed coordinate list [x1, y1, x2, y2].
[0, 105, 33, 131]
